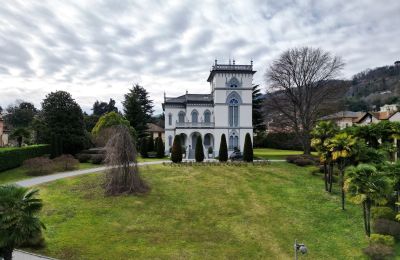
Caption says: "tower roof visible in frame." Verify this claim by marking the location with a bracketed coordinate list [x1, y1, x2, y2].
[207, 62, 256, 82]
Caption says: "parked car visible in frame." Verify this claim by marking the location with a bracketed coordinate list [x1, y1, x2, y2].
[229, 151, 243, 161]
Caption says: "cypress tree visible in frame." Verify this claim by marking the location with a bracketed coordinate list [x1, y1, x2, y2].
[156, 137, 165, 158]
[140, 138, 148, 158]
[171, 135, 182, 163]
[243, 133, 253, 162]
[195, 135, 204, 162]
[219, 134, 228, 162]
[147, 135, 154, 152]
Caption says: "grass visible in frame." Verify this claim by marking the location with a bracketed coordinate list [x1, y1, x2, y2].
[254, 148, 305, 160]
[0, 162, 99, 185]
[29, 163, 378, 259]
[137, 156, 168, 162]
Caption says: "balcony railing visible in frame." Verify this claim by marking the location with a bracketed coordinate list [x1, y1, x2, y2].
[176, 122, 215, 128]
[212, 64, 253, 71]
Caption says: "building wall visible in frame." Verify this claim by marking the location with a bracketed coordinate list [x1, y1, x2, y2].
[389, 112, 400, 122]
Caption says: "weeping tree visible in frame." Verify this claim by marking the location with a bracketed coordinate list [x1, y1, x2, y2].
[345, 164, 391, 237]
[219, 134, 228, 162]
[104, 125, 149, 195]
[311, 121, 339, 192]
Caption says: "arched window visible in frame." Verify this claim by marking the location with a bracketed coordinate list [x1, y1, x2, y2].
[227, 77, 240, 88]
[204, 110, 211, 123]
[191, 110, 198, 123]
[228, 132, 239, 150]
[178, 111, 185, 123]
[229, 98, 239, 127]
[168, 114, 172, 125]
[168, 135, 172, 146]
[204, 134, 211, 146]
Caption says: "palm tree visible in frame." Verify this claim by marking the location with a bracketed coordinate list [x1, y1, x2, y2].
[10, 128, 30, 147]
[345, 164, 391, 236]
[0, 185, 45, 260]
[311, 121, 339, 191]
[326, 132, 356, 210]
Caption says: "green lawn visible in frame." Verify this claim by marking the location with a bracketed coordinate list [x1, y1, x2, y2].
[0, 163, 99, 185]
[29, 163, 380, 259]
[137, 156, 168, 162]
[254, 148, 305, 160]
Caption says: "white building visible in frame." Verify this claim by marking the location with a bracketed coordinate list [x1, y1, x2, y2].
[163, 60, 255, 159]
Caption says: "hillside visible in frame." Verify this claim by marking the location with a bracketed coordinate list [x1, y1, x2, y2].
[346, 62, 400, 111]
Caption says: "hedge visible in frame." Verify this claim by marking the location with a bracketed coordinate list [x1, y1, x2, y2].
[0, 145, 51, 172]
[254, 132, 303, 150]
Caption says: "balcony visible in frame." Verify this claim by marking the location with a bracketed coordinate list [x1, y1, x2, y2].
[212, 64, 253, 71]
[175, 121, 215, 128]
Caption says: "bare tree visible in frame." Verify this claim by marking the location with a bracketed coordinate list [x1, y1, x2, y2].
[265, 47, 345, 154]
[104, 125, 149, 195]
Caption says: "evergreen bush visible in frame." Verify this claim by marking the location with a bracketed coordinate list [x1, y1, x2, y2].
[219, 134, 228, 162]
[171, 136, 182, 163]
[156, 137, 165, 158]
[243, 133, 253, 162]
[140, 138, 148, 158]
[147, 135, 154, 152]
[195, 135, 204, 162]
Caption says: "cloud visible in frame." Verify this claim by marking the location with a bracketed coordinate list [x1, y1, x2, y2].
[0, 0, 399, 114]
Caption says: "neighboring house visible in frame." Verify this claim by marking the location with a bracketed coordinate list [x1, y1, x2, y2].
[380, 104, 398, 113]
[319, 111, 365, 129]
[163, 60, 255, 158]
[146, 123, 165, 141]
[0, 115, 9, 147]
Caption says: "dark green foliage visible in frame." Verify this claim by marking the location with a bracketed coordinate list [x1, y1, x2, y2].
[4, 102, 37, 128]
[10, 127, 30, 147]
[140, 138, 148, 158]
[371, 207, 396, 222]
[50, 135, 63, 159]
[147, 135, 154, 152]
[254, 132, 303, 150]
[123, 84, 154, 138]
[41, 91, 89, 155]
[92, 98, 118, 116]
[83, 114, 99, 132]
[0, 145, 50, 172]
[195, 135, 204, 162]
[75, 153, 91, 163]
[373, 219, 400, 239]
[252, 85, 266, 133]
[171, 136, 182, 163]
[243, 133, 253, 162]
[219, 134, 228, 162]
[91, 154, 105, 164]
[155, 137, 165, 158]
[286, 155, 318, 166]
[363, 243, 394, 260]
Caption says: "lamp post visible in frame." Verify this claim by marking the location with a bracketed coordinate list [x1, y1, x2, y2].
[294, 239, 307, 260]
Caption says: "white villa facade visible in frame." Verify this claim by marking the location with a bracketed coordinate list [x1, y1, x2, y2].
[163, 60, 255, 159]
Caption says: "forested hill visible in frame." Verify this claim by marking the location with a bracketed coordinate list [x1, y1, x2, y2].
[346, 62, 400, 111]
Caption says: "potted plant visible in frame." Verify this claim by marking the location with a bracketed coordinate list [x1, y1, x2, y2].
[208, 146, 213, 158]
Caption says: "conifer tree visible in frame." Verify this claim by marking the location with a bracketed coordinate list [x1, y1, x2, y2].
[147, 135, 154, 152]
[171, 135, 182, 163]
[195, 135, 204, 162]
[243, 133, 253, 162]
[156, 137, 165, 158]
[219, 134, 228, 162]
[140, 138, 148, 158]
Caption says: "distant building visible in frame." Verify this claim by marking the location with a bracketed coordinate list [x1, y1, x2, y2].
[319, 111, 365, 129]
[146, 123, 165, 141]
[395, 61, 400, 67]
[380, 104, 398, 113]
[0, 115, 9, 147]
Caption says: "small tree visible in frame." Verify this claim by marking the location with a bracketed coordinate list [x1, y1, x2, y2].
[156, 137, 165, 158]
[219, 134, 228, 162]
[0, 185, 45, 260]
[243, 133, 253, 162]
[345, 164, 391, 236]
[140, 138, 148, 158]
[104, 125, 148, 195]
[171, 135, 182, 163]
[327, 132, 356, 210]
[195, 135, 204, 162]
[10, 127, 30, 147]
[147, 135, 154, 152]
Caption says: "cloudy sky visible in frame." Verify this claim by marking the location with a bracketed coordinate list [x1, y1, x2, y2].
[0, 0, 399, 114]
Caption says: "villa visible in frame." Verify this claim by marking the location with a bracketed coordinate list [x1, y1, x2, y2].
[163, 60, 255, 159]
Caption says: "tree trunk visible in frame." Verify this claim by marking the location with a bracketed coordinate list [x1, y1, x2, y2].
[366, 200, 371, 237]
[323, 162, 328, 191]
[328, 163, 333, 193]
[302, 134, 311, 155]
[362, 201, 368, 236]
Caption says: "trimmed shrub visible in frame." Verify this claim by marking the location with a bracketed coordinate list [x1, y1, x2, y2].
[219, 134, 228, 162]
[171, 135, 182, 163]
[156, 137, 165, 158]
[373, 219, 400, 239]
[53, 154, 79, 171]
[293, 158, 315, 167]
[243, 133, 253, 162]
[75, 153, 91, 163]
[23, 157, 54, 176]
[0, 144, 50, 172]
[363, 244, 394, 260]
[140, 138, 148, 158]
[372, 207, 396, 222]
[91, 154, 105, 164]
[370, 234, 395, 247]
[286, 155, 318, 166]
[195, 135, 204, 162]
[147, 135, 154, 152]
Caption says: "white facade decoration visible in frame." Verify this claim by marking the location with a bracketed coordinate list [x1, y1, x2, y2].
[163, 60, 255, 159]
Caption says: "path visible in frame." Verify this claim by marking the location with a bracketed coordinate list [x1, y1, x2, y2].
[13, 249, 56, 260]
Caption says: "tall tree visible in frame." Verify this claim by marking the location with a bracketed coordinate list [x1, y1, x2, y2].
[219, 134, 228, 162]
[92, 98, 118, 116]
[0, 185, 45, 260]
[265, 47, 345, 154]
[345, 164, 391, 236]
[42, 91, 89, 155]
[252, 85, 266, 133]
[155, 137, 165, 158]
[195, 135, 204, 162]
[171, 135, 182, 163]
[243, 133, 254, 162]
[104, 125, 149, 195]
[123, 84, 154, 138]
[5, 101, 37, 128]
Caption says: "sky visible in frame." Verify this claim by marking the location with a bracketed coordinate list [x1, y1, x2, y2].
[0, 0, 399, 114]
